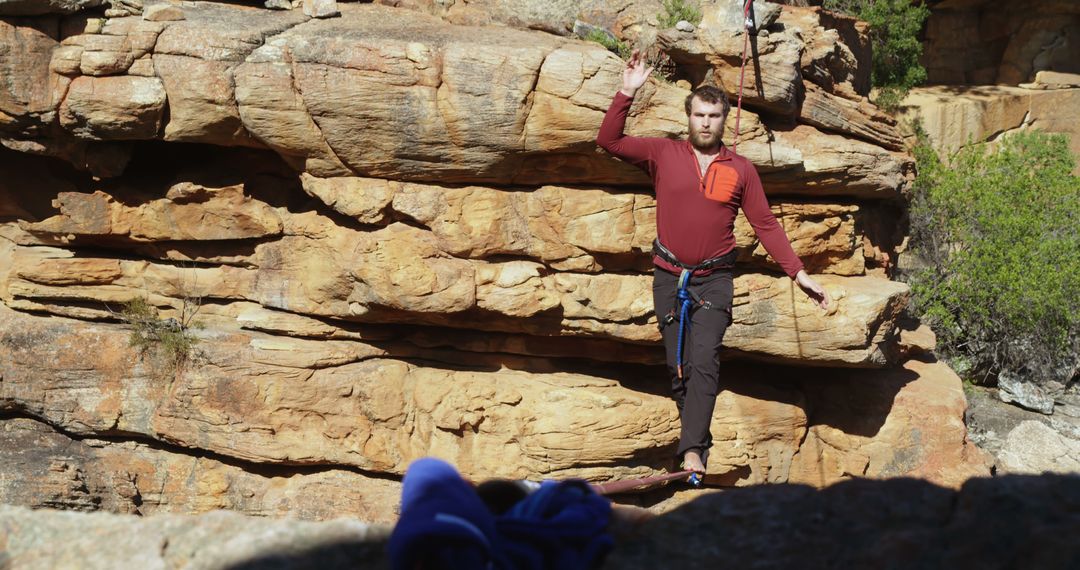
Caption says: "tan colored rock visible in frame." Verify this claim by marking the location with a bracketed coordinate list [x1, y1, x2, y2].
[22, 185, 283, 242]
[67, 16, 164, 76]
[0, 306, 992, 489]
[58, 75, 166, 140]
[735, 202, 865, 276]
[789, 359, 992, 488]
[0, 417, 401, 522]
[1026, 70, 1080, 88]
[996, 420, 1080, 475]
[899, 85, 1080, 173]
[78, 33, 136, 75]
[154, 54, 261, 146]
[0, 17, 60, 135]
[49, 44, 84, 76]
[150, 1, 308, 147]
[763, 124, 912, 198]
[800, 83, 903, 150]
[236, 4, 901, 195]
[4, 235, 909, 365]
[659, 6, 802, 116]
[302, 0, 336, 18]
[781, 5, 870, 100]
[142, 2, 183, 21]
[303, 175, 868, 275]
[1, 2, 910, 195]
[299, 173, 395, 224]
[233, 55, 353, 176]
[0, 305, 681, 480]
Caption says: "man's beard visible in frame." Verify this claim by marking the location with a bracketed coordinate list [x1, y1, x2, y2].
[689, 128, 721, 151]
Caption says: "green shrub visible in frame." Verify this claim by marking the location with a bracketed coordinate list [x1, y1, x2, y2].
[583, 29, 631, 60]
[658, 0, 703, 29]
[121, 297, 202, 378]
[824, 0, 930, 110]
[906, 128, 1080, 382]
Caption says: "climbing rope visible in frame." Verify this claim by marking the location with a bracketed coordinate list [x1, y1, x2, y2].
[732, 0, 754, 153]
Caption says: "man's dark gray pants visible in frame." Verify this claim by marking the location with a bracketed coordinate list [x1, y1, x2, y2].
[652, 267, 734, 466]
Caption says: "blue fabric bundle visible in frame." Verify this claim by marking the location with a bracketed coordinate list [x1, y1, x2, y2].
[388, 458, 613, 570]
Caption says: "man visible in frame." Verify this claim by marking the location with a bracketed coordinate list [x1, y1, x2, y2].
[596, 51, 829, 475]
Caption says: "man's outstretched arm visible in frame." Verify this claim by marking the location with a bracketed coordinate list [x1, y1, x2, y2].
[596, 50, 662, 167]
[740, 163, 831, 309]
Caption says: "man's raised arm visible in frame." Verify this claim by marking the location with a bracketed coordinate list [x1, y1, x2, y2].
[596, 50, 661, 167]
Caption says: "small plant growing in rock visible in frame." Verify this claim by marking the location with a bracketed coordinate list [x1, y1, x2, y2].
[583, 28, 632, 60]
[120, 296, 202, 378]
[658, 0, 703, 29]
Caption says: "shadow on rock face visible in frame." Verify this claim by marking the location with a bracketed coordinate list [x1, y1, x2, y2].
[205, 474, 1077, 570]
[606, 473, 1080, 570]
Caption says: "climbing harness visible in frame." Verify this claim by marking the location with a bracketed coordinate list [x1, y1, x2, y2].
[653, 239, 736, 380]
[732, 0, 754, 153]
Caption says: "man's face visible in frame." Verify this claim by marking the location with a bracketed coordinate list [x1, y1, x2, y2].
[688, 96, 727, 151]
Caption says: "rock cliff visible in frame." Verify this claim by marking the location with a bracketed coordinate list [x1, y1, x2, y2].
[0, 0, 989, 523]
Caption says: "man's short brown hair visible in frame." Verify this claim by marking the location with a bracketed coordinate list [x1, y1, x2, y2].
[685, 85, 731, 117]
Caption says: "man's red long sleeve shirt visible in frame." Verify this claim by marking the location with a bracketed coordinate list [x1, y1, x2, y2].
[596, 91, 804, 278]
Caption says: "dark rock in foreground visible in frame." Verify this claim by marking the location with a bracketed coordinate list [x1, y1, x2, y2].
[2, 474, 1077, 569]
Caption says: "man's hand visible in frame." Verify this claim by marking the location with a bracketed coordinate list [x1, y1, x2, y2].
[620, 49, 653, 98]
[795, 270, 830, 310]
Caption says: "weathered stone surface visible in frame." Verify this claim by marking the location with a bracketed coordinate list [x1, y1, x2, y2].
[800, 83, 903, 150]
[659, 3, 801, 116]
[0, 505, 390, 569]
[374, 0, 667, 41]
[302, 0, 336, 18]
[899, 85, 1080, 173]
[0, 305, 988, 489]
[762, 124, 912, 198]
[0, 16, 60, 136]
[0, 304, 682, 481]
[2, 238, 910, 364]
[150, 1, 308, 146]
[66, 16, 164, 76]
[1026, 70, 1080, 88]
[996, 420, 1080, 475]
[997, 370, 1056, 415]
[0, 2, 908, 194]
[790, 359, 992, 488]
[104, 0, 141, 18]
[58, 75, 166, 139]
[22, 186, 284, 242]
[0, 417, 402, 522]
[780, 5, 870, 100]
[142, 1, 182, 22]
[302, 175, 869, 275]
[0, 0, 102, 15]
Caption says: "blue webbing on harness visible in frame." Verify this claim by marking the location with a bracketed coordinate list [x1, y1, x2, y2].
[675, 269, 693, 379]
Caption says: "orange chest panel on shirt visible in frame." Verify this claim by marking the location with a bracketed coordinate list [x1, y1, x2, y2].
[700, 162, 740, 203]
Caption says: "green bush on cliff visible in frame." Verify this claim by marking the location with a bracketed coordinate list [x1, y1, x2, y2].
[823, 0, 930, 110]
[906, 129, 1080, 382]
[658, 0, 703, 29]
[583, 29, 632, 60]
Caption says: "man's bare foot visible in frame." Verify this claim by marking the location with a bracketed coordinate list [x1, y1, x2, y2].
[682, 450, 706, 473]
